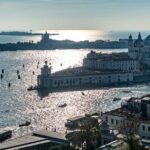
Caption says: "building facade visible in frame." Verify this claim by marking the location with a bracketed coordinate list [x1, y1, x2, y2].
[37, 62, 133, 89]
[83, 51, 139, 72]
[128, 33, 150, 67]
[102, 95, 150, 140]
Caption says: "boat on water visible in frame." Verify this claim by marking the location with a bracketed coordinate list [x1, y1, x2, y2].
[113, 97, 121, 101]
[81, 92, 86, 96]
[27, 86, 37, 91]
[58, 103, 67, 108]
[19, 121, 31, 127]
[0, 130, 12, 142]
[122, 90, 132, 93]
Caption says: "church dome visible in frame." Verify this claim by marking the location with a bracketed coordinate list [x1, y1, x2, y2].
[134, 32, 144, 48]
[144, 35, 150, 46]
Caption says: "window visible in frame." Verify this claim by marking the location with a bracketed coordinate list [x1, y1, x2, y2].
[142, 125, 145, 131]
[105, 116, 108, 122]
[73, 79, 75, 84]
[116, 120, 118, 125]
[111, 119, 114, 124]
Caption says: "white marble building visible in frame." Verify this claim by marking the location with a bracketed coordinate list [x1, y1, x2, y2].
[128, 33, 150, 67]
[83, 51, 139, 72]
[102, 95, 150, 140]
[37, 61, 133, 89]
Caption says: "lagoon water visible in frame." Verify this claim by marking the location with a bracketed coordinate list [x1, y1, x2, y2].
[0, 48, 150, 138]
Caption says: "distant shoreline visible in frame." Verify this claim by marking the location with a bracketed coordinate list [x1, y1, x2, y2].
[0, 31, 59, 36]
[0, 39, 128, 51]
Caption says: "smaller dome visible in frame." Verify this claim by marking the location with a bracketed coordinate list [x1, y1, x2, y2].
[144, 35, 150, 46]
[129, 34, 132, 40]
[134, 33, 144, 47]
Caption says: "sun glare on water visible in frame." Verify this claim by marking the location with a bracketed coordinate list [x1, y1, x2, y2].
[38, 30, 105, 42]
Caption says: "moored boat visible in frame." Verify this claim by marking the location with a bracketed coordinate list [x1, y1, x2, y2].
[27, 86, 37, 91]
[113, 97, 121, 101]
[58, 103, 67, 108]
[0, 130, 12, 142]
[19, 121, 31, 127]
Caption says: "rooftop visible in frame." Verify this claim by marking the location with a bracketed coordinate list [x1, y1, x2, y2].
[0, 135, 48, 150]
[0, 130, 67, 150]
[97, 57, 135, 61]
[33, 130, 67, 143]
[67, 116, 85, 122]
[87, 51, 134, 60]
[103, 108, 128, 118]
[103, 94, 150, 124]
[52, 67, 131, 77]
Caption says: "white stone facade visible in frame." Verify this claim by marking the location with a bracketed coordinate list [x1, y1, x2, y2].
[128, 33, 150, 67]
[38, 72, 133, 89]
[83, 51, 139, 72]
[102, 113, 150, 140]
[83, 58, 138, 72]
[102, 95, 150, 140]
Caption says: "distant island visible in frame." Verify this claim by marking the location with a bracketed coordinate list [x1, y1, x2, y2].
[0, 32, 128, 51]
[0, 31, 59, 36]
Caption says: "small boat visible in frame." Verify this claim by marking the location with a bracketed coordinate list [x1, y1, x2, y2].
[27, 86, 37, 91]
[81, 92, 86, 96]
[122, 90, 132, 93]
[27, 86, 34, 91]
[1, 74, 3, 79]
[113, 97, 121, 101]
[58, 103, 67, 108]
[19, 121, 31, 127]
[18, 75, 21, 79]
[1, 69, 4, 74]
[52, 127, 56, 132]
[0, 130, 12, 142]
[8, 83, 11, 87]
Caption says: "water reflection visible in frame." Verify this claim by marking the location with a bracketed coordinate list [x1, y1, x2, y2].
[0, 49, 149, 138]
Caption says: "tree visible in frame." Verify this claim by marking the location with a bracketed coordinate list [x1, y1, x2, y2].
[120, 114, 142, 150]
[66, 116, 101, 150]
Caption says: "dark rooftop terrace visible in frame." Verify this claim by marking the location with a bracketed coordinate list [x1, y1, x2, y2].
[52, 67, 131, 77]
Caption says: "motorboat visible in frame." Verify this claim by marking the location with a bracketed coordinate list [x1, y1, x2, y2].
[58, 103, 67, 108]
[0, 130, 12, 142]
[19, 121, 31, 127]
[113, 97, 121, 101]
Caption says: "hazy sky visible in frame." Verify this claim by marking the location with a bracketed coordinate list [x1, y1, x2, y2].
[0, 0, 150, 31]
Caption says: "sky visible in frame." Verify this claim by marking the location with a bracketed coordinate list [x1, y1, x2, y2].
[0, 0, 150, 31]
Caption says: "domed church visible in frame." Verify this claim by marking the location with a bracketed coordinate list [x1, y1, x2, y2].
[128, 33, 150, 67]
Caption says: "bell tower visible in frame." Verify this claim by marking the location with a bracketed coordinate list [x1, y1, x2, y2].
[128, 34, 133, 52]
